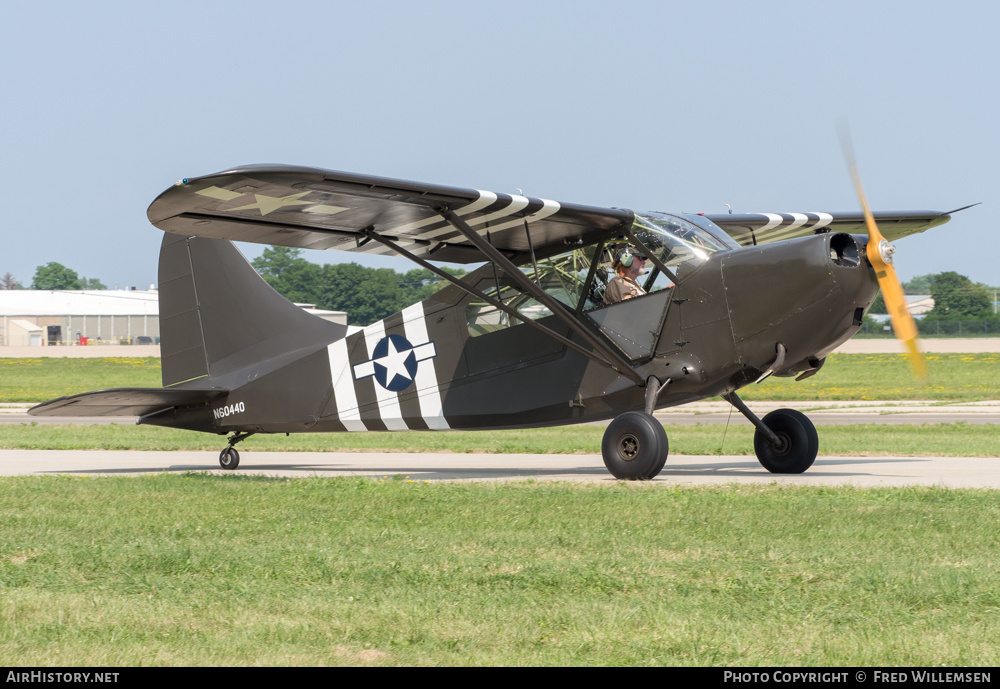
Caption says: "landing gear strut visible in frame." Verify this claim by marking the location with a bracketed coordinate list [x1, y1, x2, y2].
[723, 393, 818, 473]
[219, 432, 255, 471]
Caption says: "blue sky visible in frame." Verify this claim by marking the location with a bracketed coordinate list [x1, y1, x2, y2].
[2, 0, 997, 287]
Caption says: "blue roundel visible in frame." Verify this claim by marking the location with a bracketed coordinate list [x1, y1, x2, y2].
[372, 334, 419, 392]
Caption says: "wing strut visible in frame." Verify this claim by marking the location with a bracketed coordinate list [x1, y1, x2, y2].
[435, 208, 646, 386]
[358, 227, 643, 382]
[523, 220, 541, 286]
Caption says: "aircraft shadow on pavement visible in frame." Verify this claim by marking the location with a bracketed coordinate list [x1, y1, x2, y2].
[38, 456, 928, 480]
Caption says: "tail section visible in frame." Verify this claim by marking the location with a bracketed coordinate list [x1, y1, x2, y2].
[158, 234, 347, 388]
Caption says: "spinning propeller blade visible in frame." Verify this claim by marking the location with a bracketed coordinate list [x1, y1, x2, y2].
[840, 129, 928, 379]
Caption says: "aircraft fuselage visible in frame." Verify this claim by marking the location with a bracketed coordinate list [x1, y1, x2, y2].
[149, 231, 877, 435]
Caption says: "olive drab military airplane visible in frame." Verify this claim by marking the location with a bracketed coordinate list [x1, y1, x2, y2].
[30, 163, 960, 479]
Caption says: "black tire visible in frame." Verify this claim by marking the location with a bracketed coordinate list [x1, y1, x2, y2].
[753, 408, 818, 474]
[602, 411, 669, 480]
[219, 447, 240, 470]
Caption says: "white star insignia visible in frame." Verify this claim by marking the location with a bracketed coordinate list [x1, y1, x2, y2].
[229, 192, 313, 216]
[374, 336, 414, 388]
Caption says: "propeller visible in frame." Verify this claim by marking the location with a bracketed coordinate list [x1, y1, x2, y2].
[839, 127, 928, 379]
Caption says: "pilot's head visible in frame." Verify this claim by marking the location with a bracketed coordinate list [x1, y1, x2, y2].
[613, 246, 647, 276]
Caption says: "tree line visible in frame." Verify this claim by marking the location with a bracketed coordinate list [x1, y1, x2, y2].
[869, 271, 996, 319]
[250, 246, 465, 325]
[0, 264, 105, 290]
[1, 251, 463, 326]
[867, 271, 1000, 335]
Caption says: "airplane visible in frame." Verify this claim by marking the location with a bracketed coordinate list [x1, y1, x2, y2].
[29, 163, 957, 479]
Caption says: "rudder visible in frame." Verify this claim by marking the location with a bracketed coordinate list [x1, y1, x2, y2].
[157, 234, 346, 388]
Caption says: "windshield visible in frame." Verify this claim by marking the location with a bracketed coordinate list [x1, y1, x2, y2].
[632, 212, 737, 281]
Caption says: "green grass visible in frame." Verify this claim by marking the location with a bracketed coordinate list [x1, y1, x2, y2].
[1, 477, 998, 666]
[2, 353, 1000, 404]
[745, 353, 1000, 402]
[0, 422, 998, 456]
[0, 357, 160, 403]
[3, 355, 999, 667]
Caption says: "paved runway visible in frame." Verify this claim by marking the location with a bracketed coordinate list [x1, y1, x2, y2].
[1, 449, 997, 489]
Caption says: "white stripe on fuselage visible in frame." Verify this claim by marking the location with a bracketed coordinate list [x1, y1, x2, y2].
[361, 320, 409, 431]
[401, 302, 449, 430]
[327, 303, 449, 431]
[327, 338, 367, 431]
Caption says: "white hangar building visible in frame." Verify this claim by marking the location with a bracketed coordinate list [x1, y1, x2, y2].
[0, 290, 348, 347]
[0, 290, 160, 346]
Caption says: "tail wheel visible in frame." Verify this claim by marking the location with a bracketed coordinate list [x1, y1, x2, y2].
[753, 408, 818, 474]
[601, 411, 668, 480]
[219, 447, 240, 470]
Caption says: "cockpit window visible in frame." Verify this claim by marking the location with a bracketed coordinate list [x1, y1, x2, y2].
[632, 212, 737, 280]
[465, 246, 600, 337]
[463, 212, 738, 336]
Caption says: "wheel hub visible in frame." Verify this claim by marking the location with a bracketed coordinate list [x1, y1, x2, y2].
[619, 434, 639, 460]
[769, 432, 791, 456]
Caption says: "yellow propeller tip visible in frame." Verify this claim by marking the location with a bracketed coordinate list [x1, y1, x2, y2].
[902, 338, 928, 380]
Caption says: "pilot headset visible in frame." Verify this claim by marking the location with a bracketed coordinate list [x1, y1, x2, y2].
[617, 246, 643, 268]
[618, 246, 634, 268]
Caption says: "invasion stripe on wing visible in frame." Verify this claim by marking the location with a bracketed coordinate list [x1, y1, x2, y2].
[385, 190, 499, 235]
[727, 212, 837, 245]
[355, 191, 563, 255]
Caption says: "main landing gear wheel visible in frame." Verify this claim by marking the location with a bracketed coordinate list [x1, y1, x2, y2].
[602, 411, 669, 480]
[219, 447, 240, 470]
[753, 408, 818, 474]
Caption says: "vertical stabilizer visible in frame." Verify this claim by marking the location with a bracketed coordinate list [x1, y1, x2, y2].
[157, 234, 347, 388]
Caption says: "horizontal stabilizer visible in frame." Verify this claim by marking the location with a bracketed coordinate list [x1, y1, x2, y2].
[28, 388, 228, 418]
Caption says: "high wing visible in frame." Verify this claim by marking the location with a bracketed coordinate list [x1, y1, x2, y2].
[703, 210, 953, 247]
[29, 388, 227, 418]
[147, 165, 632, 264]
[147, 165, 955, 258]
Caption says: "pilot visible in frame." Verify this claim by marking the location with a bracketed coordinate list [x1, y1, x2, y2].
[603, 246, 647, 304]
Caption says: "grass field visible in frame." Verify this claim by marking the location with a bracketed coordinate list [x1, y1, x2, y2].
[1, 421, 998, 456]
[2, 356, 997, 666]
[1, 476, 997, 666]
[0, 357, 160, 403]
[745, 353, 1000, 402]
[2, 353, 1000, 403]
